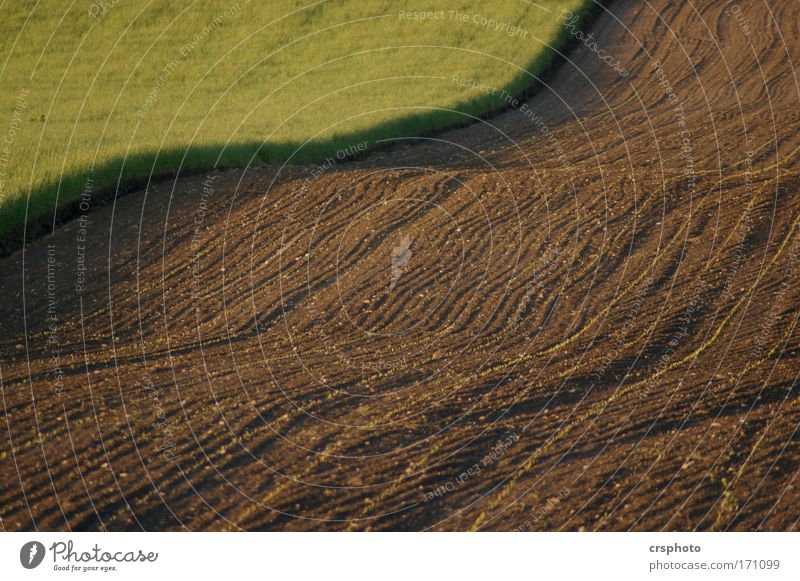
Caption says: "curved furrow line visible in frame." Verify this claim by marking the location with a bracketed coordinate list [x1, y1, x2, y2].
[467, 203, 800, 530]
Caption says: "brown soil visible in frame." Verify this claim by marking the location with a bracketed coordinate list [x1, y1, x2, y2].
[2, 0, 799, 531]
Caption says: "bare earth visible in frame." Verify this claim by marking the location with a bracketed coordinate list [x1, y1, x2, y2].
[2, 0, 800, 531]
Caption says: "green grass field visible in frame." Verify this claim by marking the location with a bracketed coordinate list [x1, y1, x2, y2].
[0, 0, 588, 236]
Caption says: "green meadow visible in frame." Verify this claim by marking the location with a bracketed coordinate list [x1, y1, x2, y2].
[0, 0, 588, 236]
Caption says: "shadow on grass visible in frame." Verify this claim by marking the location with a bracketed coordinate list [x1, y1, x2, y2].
[1, 0, 602, 256]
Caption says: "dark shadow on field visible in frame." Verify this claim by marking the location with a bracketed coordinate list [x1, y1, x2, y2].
[0, 1, 608, 257]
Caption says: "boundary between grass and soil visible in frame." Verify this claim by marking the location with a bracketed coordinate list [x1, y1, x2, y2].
[0, 0, 609, 257]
